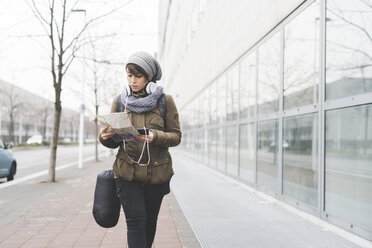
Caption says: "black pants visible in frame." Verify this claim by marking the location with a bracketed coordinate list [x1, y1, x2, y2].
[115, 178, 170, 248]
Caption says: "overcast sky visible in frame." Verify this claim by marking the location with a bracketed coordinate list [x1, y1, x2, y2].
[0, 0, 159, 117]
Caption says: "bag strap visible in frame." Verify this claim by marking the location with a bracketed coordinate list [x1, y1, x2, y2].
[116, 95, 124, 112]
[116, 94, 167, 129]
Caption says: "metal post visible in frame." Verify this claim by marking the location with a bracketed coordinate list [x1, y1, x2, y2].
[319, 0, 326, 216]
[72, 8, 87, 169]
[278, 28, 284, 196]
[79, 105, 85, 169]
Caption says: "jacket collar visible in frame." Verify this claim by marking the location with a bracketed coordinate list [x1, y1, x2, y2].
[132, 89, 148, 98]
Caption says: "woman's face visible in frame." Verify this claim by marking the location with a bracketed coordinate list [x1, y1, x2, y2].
[126, 70, 149, 92]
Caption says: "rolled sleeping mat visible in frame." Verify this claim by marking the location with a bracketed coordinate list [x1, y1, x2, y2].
[92, 170, 121, 228]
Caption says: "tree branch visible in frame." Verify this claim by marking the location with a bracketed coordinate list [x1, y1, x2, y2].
[328, 6, 372, 42]
[0, 16, 36, 31]
[50, 0, 57, 87]
[74, 55, 126, 65]
[64, 0, 81, 22]
[63, 0, 134, 53]
[62, 51, 76, 76]
[327, 40, 372, 61]
[25, 0, 50, 37]
[54, 16, 62, 44]
[29, 0, 50, 25]
[57, 0, 67, 81]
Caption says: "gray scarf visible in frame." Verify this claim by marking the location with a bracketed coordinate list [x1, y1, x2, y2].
[120, 86, 164, 113]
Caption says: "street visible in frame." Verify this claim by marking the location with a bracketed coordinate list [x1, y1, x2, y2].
[0, 144, 110, 184]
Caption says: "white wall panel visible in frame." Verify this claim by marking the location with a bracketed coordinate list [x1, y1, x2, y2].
[158, 0, 305, 109]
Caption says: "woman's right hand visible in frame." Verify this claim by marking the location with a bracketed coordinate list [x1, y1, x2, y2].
[100, 126, 115, 140]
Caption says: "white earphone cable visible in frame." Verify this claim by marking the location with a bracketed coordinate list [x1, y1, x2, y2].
[121, 95, 151, 166]
[122, 127, 151, 166]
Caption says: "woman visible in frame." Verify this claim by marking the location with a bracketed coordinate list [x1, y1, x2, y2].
[99, 51, 181, 248]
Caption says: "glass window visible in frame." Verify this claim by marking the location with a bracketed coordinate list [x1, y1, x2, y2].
[210, 81, 218, 124]
[284, 2, 320, 110]
[227, 65, 239, 121]
[257, 119, 279, 192]
[189, 132, 195, 158]
[202, 130, 209, 164]
[203, 89, 210, 126]
[240, 52, 256, 120]
[217, 74, 227, 124]
[197, 130, 204, 162]
[257, 33, 281, 115]
[239, 123, 256, 183]
[182, 113, 187, 134]
[283, 114, 318, 207]
[183, 105, 193, 131]
[193, 131, 199, 160]
[183, 133, 190, 151]
[226, 125, 239, 176]
[181, 106, 187, 131]
[325, 104, 372, 231]
[187, 132, 192, 157]
[189, 101, 197, 130]
[195, 96, 203, 128]
[208, 128, 217, 168]
[217, 127, 226, 172]
[190, 132, 196, 159]
[326, 0, 372, 100]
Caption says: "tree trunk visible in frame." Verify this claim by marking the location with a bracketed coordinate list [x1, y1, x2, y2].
[42, 108, 48, 141]
[9, 112, 15, 144]
[25, 124, 30, 140]
[48, 92, 62, 182]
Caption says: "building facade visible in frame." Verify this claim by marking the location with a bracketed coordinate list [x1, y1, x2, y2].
[158, 0, 372, 241]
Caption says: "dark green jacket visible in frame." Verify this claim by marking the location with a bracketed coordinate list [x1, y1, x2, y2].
[99, 94, 182, 185]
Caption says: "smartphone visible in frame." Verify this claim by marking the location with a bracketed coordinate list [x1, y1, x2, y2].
[137, 128, 150, 135]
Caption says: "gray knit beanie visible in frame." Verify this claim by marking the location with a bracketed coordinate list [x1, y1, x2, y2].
[126, 51, 162, 82]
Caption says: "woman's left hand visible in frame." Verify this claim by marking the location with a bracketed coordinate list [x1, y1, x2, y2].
[136, 131, 154, 143]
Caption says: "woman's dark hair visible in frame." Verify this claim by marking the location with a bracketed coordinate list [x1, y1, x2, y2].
[126, 63, 149, 80]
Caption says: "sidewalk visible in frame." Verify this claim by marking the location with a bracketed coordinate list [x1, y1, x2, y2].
[170, 150, 372, 248]
[0, 155, 199, 248]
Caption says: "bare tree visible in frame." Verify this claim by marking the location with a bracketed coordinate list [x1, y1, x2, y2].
[42, 105, 52, 142]
[27, 0, 132, 182]
[1, 85, 23, 144]
[68, 38, 125, 162]
[85, 40, 122, 162]
[24, 121, 32, 140]
[325, 0, 371, 155]
[90, 46, 103, 162]
[66, 57, 123, 162]
[36, 99, 53, 142]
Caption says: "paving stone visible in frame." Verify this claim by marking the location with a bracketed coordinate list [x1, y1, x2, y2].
[0, 156, 200, 248]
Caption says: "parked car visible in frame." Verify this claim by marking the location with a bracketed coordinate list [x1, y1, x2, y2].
[84, 138, 96, 143]
[26, 134, 43, 144]
[62, 137, 72, 143]
[0, 136, 17, 181]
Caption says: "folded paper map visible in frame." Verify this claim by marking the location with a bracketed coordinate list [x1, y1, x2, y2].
[97, 112, 139, 142]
